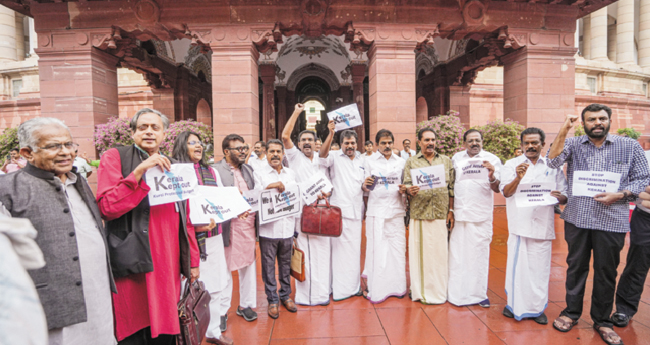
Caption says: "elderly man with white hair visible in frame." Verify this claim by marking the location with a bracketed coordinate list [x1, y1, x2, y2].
[0, 117, 117, 345]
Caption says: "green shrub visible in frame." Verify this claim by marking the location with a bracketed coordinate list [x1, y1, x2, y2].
[0, 127, 19, 165]
[574, 125, 585, 137]
[415, 110, 465, 157]
[617, 127, 641, 139]
[472, 119, 525, 163]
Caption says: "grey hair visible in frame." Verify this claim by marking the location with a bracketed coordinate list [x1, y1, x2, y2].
[18, 117, 70, 151]
[130, 108, 170, 131]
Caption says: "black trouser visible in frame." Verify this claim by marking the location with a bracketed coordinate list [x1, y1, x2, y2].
[117, 327, 175, 345]
[259, 236, 293, 304]
[561, 222, 626, 328]
[615, 208, 650, 317]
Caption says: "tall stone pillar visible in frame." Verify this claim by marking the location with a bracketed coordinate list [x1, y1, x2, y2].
[351, 62, 366, 147]
[276, 85, 287, 138]
[617, 0, 636, 64]
[27, 17, 36, 57]
[152, 88, 176, 121]
[14, 13, 23, 60]
[0, 6, 16, 61]
[639, 0, 650, 67]
[582, 16, 591, 59]
[448, 85, 471, 128]
[37, 41, 119, 157]
[367, 41, 416, 149]
[590, 8, 609, 61]
[502, 35, 576, 143]
[259, 63, 276, 141]
[210, 34, 259, 157]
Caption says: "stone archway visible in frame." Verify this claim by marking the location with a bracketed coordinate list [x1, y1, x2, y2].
[416, 96, 428, 123]
[196, 98, 211, 126]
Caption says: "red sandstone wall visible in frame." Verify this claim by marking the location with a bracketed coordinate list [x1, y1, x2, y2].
[469, 86, 504, 127]
[0, 99, 40, 130]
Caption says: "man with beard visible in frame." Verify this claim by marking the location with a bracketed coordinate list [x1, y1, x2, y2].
[213, 134, 258, 328]
[254, 139, 298, 319]
[246, 141, 270, 172]
[402, 128, 455, 304]
[281, 103, 331, 306]
[400, 139, 416, 159]
[320, 123, 366, 300]
[500, 127, 567, 324]
[448, 129, 502, 308]
[361, 129, 408, 303]
[548, 104, 649, 345]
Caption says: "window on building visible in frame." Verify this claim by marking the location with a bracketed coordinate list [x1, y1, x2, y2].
[12, 79, 22, 98]
[644, 82, 648, 98]
[587, 77, 597, 94]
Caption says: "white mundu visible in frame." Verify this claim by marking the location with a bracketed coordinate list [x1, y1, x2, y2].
[320, 151, 365, 300]
[286, 146, 332, 306]
[448, 149, 502, 306]
[500, 155, 568, 320]
[363, 152, 407, 303]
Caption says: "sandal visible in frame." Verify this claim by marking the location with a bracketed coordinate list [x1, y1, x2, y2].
[594, 325, 624, 345]
[362, 289, 369, 300]
[553, 315, 579, 332]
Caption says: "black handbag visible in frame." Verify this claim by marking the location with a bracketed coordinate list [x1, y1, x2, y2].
[177, 280, 211, 345]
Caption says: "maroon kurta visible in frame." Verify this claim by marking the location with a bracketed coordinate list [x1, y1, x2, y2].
[97, 148, 199, 341]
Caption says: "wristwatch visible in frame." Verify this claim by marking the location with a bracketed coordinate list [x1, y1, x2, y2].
[448, 209, 455, 213]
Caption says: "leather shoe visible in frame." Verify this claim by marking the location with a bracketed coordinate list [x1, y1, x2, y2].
[534, 313, 548, 325]
[282, 298, 298, 313]
[611, 312, 630, 327]
[268, 303, 279, 319]
[206, 334, 234, 345]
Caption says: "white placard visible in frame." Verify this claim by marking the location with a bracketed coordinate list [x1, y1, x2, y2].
[259, 184, 302, 224]
[372, 170, 401, 191]
[189, 186, 252, 224]
[458, 159, 489, 181]
[327, 104, 363, 132]
[572, 171, 622, 197]
[299, 173, 333, 205]
[410, 164, 446, 191]
[242, 189, 260, 213]
[146, 164, 199, 206]
[515, 182, 558, 208]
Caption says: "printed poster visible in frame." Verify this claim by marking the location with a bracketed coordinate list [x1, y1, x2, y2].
[327, 104, 363, 132]
[299, 173, 333, 205]
[457, 159, 489, 181]
[189, 186, 252, 224]
[146, 163, 199, 206]
[515, 182, 558, 207]
[259, 184, 302, 224]
[410, 164, 446, 191]
[572, 171, 622, 197]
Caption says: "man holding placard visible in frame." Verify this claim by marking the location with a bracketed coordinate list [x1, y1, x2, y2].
[448, 129, 502, 308]
[282, 103, 332, 306]
[500, 127, 567, 325]
[402, 128, 455, 304]
[320, 121, 366, 301]
[548, 104, 649, 345]
[253, 139, 299, 319]
[361, 129, 408, 303]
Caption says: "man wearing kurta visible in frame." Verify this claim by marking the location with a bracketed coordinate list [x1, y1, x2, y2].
[282, 103, 332, 306]
[361, 129, 407, 303]
[320, 123, 366, 301]
[448, 129, 502, 307]
[97, 108, 200, 344]
[500, 127, 567, 324]
[403, 128, 455, 304]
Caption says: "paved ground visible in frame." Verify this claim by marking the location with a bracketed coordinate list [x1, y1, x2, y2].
[211, 208, 650, 344]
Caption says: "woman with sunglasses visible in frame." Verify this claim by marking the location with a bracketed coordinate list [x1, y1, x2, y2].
[171, 131, 248, 345]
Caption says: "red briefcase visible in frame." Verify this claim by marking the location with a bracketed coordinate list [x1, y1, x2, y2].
[300, 199, 342, 237]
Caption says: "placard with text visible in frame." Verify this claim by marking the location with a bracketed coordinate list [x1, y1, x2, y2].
[146, 164, 199, 206]
[259, 184, 302, 224]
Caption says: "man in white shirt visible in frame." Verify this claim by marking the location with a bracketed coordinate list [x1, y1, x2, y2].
[448, 129, 502, 308]
[364, 141, 374, 157]
[253, 139, 298, 319]
[320, 122, 365, 301]
[361, 129, 407, 303]
[73, 149, 93, 179]
[500, 127, 568, 324]
[247, 141, 270, 172]
[281, 103, 331, 306]
[400, 139, 416, 159]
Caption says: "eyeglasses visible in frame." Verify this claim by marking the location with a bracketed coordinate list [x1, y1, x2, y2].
[227, 146, 247, 153]
[36, 142, 79, 152]
[187, 140, 204, 147]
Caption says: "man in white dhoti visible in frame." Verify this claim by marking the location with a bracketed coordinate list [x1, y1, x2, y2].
[320, 122, 365, 301]
[500, 127, 567, 324]
[448, 129, 502, 308]
[282, 103, 332, 306]
[403, 128, 455, 304]
[361, 129, 408, 303]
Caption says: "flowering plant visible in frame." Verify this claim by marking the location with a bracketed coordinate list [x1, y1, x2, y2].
[472, 119, 525, 163]
[94, 118, 214, 157]
[415, 111, 465, 157]
[0, 127, 19, 164]
[574, 124, 585, 137]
